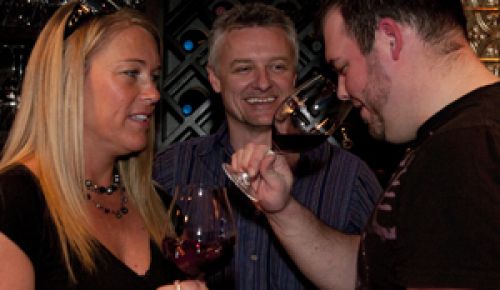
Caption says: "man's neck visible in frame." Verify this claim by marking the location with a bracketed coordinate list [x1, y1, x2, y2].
[227, 122, 272, 152]
[416, 46, 499, 124]
[393, 36, 499, 142]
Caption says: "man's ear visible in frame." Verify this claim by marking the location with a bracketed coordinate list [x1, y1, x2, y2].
[206, 65, 221, 93]
[378, 18, 402, 60]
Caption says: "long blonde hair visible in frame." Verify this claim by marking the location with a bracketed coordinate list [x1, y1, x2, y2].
[0, 1, 172, 282]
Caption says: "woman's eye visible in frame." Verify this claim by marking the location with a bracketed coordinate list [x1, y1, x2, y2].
[123, 70, 140, 78]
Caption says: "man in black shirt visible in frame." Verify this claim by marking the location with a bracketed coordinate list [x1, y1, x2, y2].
[225, 0, 500, 289]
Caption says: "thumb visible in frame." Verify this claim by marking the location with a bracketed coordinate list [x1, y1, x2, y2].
[259, 151, 292, 189]
[259, 150, 278, 173]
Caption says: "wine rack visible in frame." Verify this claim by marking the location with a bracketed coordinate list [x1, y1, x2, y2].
[463, 0, 500, 75]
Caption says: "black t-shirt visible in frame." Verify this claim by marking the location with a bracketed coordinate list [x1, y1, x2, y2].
[357, 82, 500, 289]
[0, 164, 184, 290]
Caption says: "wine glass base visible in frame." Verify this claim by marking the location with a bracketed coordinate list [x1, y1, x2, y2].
[221, 163, 258, 202]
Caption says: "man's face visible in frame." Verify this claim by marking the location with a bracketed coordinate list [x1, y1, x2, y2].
[323, 8, 391, 141]
[207, 26, 297, 131]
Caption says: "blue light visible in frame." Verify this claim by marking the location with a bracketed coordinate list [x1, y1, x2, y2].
[182, 104, 193, 116]
[183, 40, 194, 51]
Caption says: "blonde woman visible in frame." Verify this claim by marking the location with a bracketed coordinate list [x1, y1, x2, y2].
[0, 1, 206, 289]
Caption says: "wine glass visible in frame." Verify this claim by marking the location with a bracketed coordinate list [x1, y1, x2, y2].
[222, 74, 352, 201]
[163, 184, 236, 279]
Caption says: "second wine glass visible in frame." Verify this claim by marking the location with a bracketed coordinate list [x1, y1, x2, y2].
[163, 184, 236, 279]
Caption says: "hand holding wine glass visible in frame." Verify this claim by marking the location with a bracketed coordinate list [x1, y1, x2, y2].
[226, 143, 294, 213]
[163, 184, 236, 279]
[223, 73, 352, 201]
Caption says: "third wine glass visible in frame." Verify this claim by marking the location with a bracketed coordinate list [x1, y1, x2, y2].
[222, 73, 352, 200]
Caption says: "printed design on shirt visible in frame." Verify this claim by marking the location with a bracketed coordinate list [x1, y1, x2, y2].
[370, 148, 416, 241]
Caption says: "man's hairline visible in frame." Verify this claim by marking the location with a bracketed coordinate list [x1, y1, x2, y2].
[208, 25, 298, 75]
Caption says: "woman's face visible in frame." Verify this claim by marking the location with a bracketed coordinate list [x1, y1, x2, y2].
[84, 25, 161, 158]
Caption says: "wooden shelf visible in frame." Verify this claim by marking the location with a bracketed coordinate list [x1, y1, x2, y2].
[464, 6, 500, 11]
[480, 57, 500, 62]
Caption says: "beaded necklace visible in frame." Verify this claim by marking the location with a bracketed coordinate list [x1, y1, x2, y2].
[85, 173, 129, 219]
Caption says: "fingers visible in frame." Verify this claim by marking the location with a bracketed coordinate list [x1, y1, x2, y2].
[182, 279, 208, 290]
[230, 144, 272, 177]
[259, 149, 276, 172]
[228, 143, 294, 214]
[157, 280, 208, 290]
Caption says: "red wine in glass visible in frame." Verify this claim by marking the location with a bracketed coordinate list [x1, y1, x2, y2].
[163, 184, 236, 278]
[271, 132, 328, 153]
[163, 236, 235, 278]
[223, 74, 352, 199]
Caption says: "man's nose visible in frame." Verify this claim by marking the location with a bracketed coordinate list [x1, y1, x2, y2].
[254, 68, 272, 91]
[336, 75, 349, 100]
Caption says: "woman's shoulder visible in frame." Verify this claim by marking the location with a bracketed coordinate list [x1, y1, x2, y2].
[0, 163, 45, 229]
[0, 163, 41, 198]
[0, 163, 47, 264]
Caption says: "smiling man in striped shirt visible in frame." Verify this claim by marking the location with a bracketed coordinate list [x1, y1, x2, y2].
[153, 3, 382, 289]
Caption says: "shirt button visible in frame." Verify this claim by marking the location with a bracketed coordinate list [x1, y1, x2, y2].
[250, 254, 258, 261]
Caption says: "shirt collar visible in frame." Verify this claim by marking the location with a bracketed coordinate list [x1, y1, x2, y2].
[414, 81, 500, 147]
[197, 121, 234, 158]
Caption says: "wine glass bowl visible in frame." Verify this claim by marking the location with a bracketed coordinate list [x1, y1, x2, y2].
[223, 73, 353, 200]
[272, 74, 353, 152]
[163, 184, 236, 278]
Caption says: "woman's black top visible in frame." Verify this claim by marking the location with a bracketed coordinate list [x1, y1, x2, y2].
[0, 164, 184, 290]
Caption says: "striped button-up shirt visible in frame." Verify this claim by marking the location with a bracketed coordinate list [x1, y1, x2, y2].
[153, 123, 382, 290]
